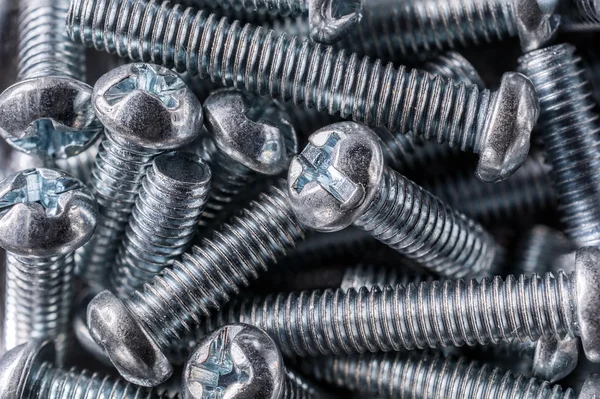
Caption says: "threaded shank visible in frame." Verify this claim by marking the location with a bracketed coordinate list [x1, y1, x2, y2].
[355, 169, 496, 277]
[25, 362, 170, 399]
[283, 370, 329, 399]
[66, 0, 494, 152]
[184, 0, 306, 16]
[202, 272, 578, 357]
[111, 152, 211, 298]
[304, 351, 575, 398]
[340, 264, 428, 290]
[513, 226, 573, 275]
[18, 0, 85, 80]
[126, 181, 306, 350]
[561, 0, 600, 30]
[3, 254, 73, 360]
[518, 44, 600, 247]
[76, 132, 160, 288]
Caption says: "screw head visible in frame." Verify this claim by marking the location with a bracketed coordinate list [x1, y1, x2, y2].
[476, 72, 539, 183]
[86, 290, 172, 387]
[532, 336, 579, 383]
[183, 324, 285, 399]
[576, 247, 600, 363]
[93, 63, 202, 150]
[0, 168, 98, 257]
[203, 89, 297, 175]
[72, 289, 113, 367]
[580, 373, 600, 398]
[308, 0, 362, 44]
[0, 339, 53, 399]
[287, 122, 384, 232]
[0, 76, 102, 159]
[514, 0, 560, 53]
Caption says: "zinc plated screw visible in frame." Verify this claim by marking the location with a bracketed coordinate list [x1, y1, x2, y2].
[110, 151, 211, 298]
[0, 0, 102, 162]
[75, 63, 202, 289]
[560, 0, 600, 30]
[517, 43, 600, 247]
[301, 350, 582, 398]
[288, 122, 497, 278]
[196, 89, 297, 235]
[0, 169, 97, 361]
[191, 247, 600, 366]
[86, 179, 307, 387]
[0, 339, 172, 399]
[66, 0, 540, 182]
[183, 324, 329, 399]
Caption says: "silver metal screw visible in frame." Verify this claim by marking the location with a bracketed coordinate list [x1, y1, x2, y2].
[197, 89, 297, 235]
[0, 0, 102, 161]
[560, 0, 600, 30]
[518, 43, 600, 247]
[0, 168, 97, 361]
[66, 0, 540, 182]
[183, 324, 329, 399]
[302, 350, 578, 398]
[193, 247, 600, 366]
[340, 263, 428, 291]
[75, 63, 202, 289]
[110, 151, 211, 298]
[288, 122, 497, 278]
[86, 179, 306, 387]
[0, 339, 171, 399]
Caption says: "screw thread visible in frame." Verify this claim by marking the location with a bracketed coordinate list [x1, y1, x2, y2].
[110, 153, 211, 298]
[3, 253, 73, 361]
[200, 272, 578, 357]
[355, 168, 496, 278]
[53, 143, 99, 183]
[66, 0, 495, 153]
[76, 132, 161, 288]
[518, 43, 600, 247]
[425, 153, 555, 224]
[561, 0, 600, 30]
[513, 226, 573, 275]
[303, 351, 575, 398]
[17, 0, 85, 80]
[340, 264, 428, 291]
[283, 369, 330, 399]
[25, 361, 169, 399]
[126, 180, 306, 350]
[185, 0, 306, 16]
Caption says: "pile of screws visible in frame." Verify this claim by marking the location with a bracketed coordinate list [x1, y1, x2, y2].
[1, 0, 600, 397]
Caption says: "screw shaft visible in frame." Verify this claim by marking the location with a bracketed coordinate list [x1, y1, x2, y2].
[186, 0, 306, 16]
[67, 0, 495, 154]
[561, 0, 600, 30]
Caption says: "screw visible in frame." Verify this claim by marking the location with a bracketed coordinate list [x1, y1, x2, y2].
[75, 63, 202, 289]
[340, 263, 429, 291]
[0, 168, 97, 361]
[66, 0, 540, 182]
[0, 339, 171, 399]
[518, 43, 600, 247]
[560, 0, 600, 31]
[53, 141, 100, 183]
[301, 350, 578, 398]
[184, 0, 362, 44]
[110, 151, 211, 298]
[197, 89, 297, 235]
[0, 0, 102, 161]
[86, 179, 306, 386]
[288, 122, 497, 278]
[192, 247, 600, 366]
[424, 152, 555, 225]
[183, 323, 328, 399]
[513, 225, 574, 275]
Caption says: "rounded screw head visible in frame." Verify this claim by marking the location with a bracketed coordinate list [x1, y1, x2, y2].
[0, 168, 98, 257]
[0, 339, 53, 399]
[532, 336, 579, 383]
[580, 373, 600, 398]
[153, 151, 212, 190]
[93, 63, 202, 150]
[308, 0, 362, 44]
[287, 122, 384, 232]
[476, 72, 538, 183]
[514, 0, 561, 53]
[86, 290, 172, 387]
[0, 76, 102, 159]
[576, 247, 600, 363]
[203, 89, 297, 175]
[73, 289, 113, 367]
[183, 324, 285, 399]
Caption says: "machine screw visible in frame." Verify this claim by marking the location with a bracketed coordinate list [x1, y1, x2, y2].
[0, 339, 171, 399]
[197, 89, 297, 234]
[66, 0, 540, 182]
[0, 0, 102, 161]
[560, 0, 600, 30]
[340, 263, 428, 291]
[110, 151, 211, 298]
[518, 43, 600, 247]
[288, 122, 497, 277]
[183, 324, 328, 399]
[86, 180, 306, 386]
[302, 350, 578, 398]
[0, 168, 97, 361]
[192, 247, 600, 366]
[76, 63, 202, 289]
